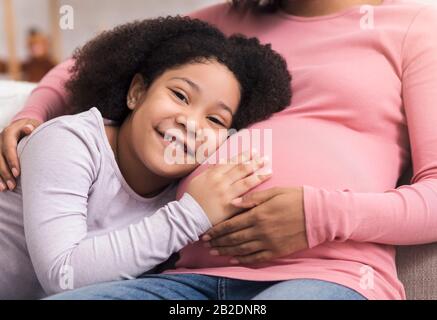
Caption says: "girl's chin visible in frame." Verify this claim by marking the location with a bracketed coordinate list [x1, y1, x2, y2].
[146, 160, 198, 179]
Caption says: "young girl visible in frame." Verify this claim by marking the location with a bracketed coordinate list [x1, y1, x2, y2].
[0, 16, 291, 299]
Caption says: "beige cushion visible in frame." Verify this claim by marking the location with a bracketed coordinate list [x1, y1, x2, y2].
[395, 166, 437, 300]
[397, 244, 437, 300]
[0, 80, 36, 130]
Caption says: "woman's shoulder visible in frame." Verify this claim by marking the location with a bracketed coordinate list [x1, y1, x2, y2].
[384, 0, 437, 18]
[373, 0, 437, 53]
[189, 2, 233, 21]
[188, 2, 253, 30]
[384, 1, 437, 44]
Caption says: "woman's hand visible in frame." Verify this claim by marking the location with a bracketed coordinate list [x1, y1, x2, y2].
[0, 118, 42, 191]
[187, 152, 271, 226]
[201, 187, 309, 265]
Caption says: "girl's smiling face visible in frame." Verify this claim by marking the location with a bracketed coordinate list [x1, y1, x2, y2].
[125, 61, 241, 178]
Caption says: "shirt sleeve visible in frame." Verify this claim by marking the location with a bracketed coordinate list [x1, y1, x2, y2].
[10, 59, 74, 123]
[19, 122, 212, 295]
[302, 6, 437, 248]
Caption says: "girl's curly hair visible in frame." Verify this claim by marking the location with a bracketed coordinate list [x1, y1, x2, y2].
[66, 16, 291, 130]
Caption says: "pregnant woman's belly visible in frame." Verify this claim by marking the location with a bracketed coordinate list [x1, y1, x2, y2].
[173, 111, 409, 269]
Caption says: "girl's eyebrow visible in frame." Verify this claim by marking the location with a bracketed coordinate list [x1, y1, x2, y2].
[170, 77, 200, 93]
[170, 76, 233, 116]
[218, 102, 234, 117]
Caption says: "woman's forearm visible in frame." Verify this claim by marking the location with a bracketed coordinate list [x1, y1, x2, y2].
[11, 59, 75, 123]
[303, 182, 437, 247]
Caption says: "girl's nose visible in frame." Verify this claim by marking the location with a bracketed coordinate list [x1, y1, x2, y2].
[175, 114, 188, 127]
[176, 114, 198, 135]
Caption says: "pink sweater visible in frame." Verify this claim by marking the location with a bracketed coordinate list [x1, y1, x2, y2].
[12, 0, 437, 300]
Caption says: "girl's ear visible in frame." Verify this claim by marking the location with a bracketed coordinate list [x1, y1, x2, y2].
[127, 73, 147, 110]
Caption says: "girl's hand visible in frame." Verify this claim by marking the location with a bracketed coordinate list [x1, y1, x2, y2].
[202, 187, 309, 265]
[186, 152, 271, 226]
[0, 118, 42, 191]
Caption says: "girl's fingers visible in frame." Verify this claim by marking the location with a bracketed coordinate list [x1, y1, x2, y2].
[229, 172, 272, 200]
[227, 149, 256, 165]
[224, 154, 266, 185]
[210, 150, 254, 175]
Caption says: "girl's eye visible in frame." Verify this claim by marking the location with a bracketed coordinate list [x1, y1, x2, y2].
[207, 116, 226, 127]
[171, 90, 188, 104]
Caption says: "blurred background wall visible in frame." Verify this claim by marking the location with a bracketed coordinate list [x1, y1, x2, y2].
[1, 0, 436, 82]
[0, 0, 223, 81]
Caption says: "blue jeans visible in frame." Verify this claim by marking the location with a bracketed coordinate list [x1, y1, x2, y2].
[47, 274, 367, 300]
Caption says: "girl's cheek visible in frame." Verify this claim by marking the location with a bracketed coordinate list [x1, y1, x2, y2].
[203, 130, 220, 147]
[209, 132, 229, 155]
[157, 96, 179, 115]
[216, 129, 230, 146]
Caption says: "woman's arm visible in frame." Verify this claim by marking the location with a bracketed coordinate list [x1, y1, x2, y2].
[12, 59, 75, 123]
[303, 7, 437, 248]
[19, 122, 212, 295]
[0, 59, 75, 188]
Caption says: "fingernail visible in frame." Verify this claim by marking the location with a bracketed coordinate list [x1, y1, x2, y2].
[210, 250, 219, 256]
[257, 166, 272, 176]
[253, 155, 263, 165]
[202, 235, 211, 241]
[203, 242, 211, 248]
[0, 183, 6, 191]
[232, 197, 243, 205]
[258, 173, 272, 180]
[242, 152, 252, 163]
[259, 168, 273, 176]
[230, 259, 239, 264]
[12, 168, 19, 178]
[7, 180, 15, 190]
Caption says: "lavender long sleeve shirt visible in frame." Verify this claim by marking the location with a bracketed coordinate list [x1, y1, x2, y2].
[0, 107, 212, 299]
